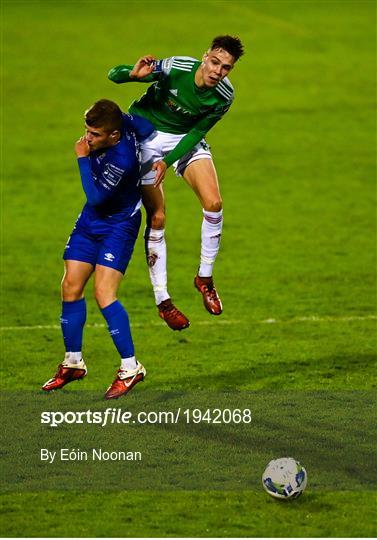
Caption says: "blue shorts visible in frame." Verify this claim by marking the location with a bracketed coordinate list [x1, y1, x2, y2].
[63, 209, 141, 274]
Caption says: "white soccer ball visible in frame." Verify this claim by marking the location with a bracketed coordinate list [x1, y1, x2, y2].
[262, 457, 307, 499]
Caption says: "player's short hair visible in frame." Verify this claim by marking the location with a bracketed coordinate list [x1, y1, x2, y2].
[210, 35, 245, 61]
[85, 99, 123, 133]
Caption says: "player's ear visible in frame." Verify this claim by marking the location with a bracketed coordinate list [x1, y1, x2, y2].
[110, 130, 120, 140]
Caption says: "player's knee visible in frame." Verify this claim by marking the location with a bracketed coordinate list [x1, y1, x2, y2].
[204, 198, 223, 213]
[61, 275, 84, 301]
[149, 211, 166, 229]
[94, 285, 116, 309]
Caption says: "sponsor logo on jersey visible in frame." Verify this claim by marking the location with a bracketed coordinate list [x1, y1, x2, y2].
[102, 163, 125, 187]
[199, 106, 213, 114]
[166, 98, 197, 118]
[104, 252, 115, 262]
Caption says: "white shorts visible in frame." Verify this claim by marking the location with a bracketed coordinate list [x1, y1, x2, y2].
[138, 130, 212, 185]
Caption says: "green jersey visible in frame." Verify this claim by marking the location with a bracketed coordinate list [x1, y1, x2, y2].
[108, 56, 234, 167]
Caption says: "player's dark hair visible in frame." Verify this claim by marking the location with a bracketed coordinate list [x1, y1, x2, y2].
[85, 99, 123, 133]
[210, 35, 244, 61]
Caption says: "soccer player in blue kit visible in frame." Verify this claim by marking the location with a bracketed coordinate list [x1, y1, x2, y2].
[42, 99, 154, 399]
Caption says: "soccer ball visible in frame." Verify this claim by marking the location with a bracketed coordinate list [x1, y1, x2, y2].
[262, 457, 307, 499]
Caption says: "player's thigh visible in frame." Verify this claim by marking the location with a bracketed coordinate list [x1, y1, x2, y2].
[96, 211, 141, 275]
[183, 158, 222, 211]
[139, 131, 165, 185]
[139, 131, 183, 186]
[63, 222, 99, 273]
[141, 184, 166, 228]
[62, 260, 94, 299]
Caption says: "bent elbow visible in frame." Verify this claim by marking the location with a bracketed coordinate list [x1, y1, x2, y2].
[108, 67, 117, 81]
[86, 194, 103, 206]
[108, 66, 123, 83]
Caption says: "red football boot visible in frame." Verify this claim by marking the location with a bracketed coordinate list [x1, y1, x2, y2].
[104, 362, 146, 400]
[158, 299, 190, 331]
[194, 275, 223, 315]
[42, 360, 87, 391]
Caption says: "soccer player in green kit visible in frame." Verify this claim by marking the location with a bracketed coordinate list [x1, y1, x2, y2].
[108, 35, 244, 331]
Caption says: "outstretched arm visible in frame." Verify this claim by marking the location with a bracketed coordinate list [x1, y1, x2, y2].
[108, 55, 161, 84]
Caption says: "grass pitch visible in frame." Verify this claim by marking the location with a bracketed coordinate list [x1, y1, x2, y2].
[1, 0, 376, 537]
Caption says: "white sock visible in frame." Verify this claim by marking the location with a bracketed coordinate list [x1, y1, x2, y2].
[64, 352, 83, 365]
[121, 356, 137, 370]
[199, 209, 223, 277]
[144, 227, 170, 305]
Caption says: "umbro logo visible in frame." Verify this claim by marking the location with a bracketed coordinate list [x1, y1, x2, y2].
[169, 89, 178, 96]
[110, 328, 120, 336]
[104, 252, 115, 262]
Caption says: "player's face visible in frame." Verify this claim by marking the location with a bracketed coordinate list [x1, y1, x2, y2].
[200, 48, 235, 87]
[84, 124, 119, 151]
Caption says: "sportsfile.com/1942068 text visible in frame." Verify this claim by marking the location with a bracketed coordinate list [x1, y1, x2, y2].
[41, 408, 252, 428]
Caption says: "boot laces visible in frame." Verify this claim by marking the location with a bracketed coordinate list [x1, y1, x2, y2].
[206, 284, 218, 300]
[163, 303, 182, 320]
[201, 279, 216, 295]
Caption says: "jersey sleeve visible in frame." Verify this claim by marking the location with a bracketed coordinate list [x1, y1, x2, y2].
[108, 64, 159, 84]
[122, 113, 155, 141]
[77, 156, 129, 206]
[164, 102, 231, 168]
[108, 57, 173, 84]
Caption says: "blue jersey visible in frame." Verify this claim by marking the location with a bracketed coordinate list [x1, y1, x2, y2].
[77, 113, 154, 219]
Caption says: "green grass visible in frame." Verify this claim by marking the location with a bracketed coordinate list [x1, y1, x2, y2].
[2, 319, 376, 391]
[1, 0, 376, 537]
[1, 491, 376, 538]
[1, 390, 376, 493]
